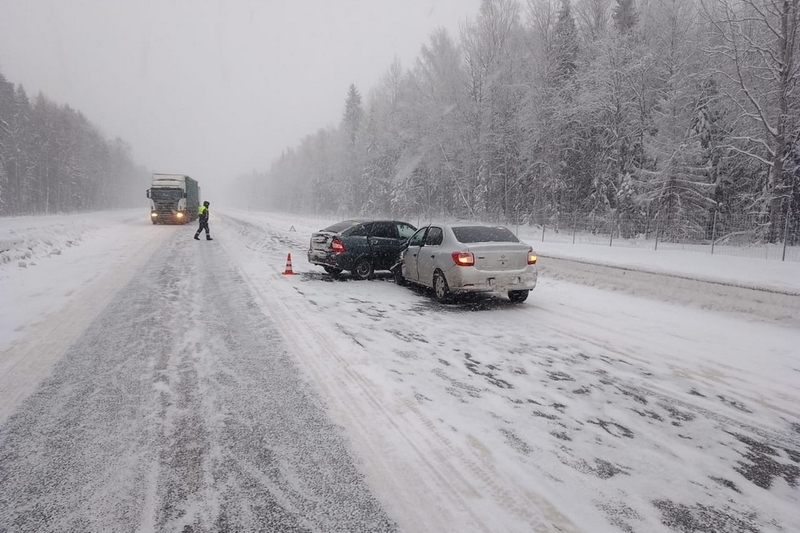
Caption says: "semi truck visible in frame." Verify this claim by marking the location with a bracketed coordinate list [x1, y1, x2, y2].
[146, 173, 200, 225]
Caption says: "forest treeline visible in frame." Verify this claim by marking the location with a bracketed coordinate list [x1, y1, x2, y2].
[0, 71, 146, 217]
[235, 0, 798, 242]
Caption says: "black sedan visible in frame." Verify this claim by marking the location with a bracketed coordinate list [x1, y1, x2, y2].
[307, 219, 417, 279]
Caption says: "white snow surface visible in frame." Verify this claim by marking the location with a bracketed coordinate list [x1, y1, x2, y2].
[0, 208, 798, 533]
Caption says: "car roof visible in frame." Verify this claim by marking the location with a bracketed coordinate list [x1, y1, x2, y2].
[332, 219, 406, 224]
[424, 222, 511, 229]
[321, 219, 414, 232]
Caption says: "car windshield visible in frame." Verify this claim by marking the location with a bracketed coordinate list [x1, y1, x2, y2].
[452, 226, 519, 243]
[322, 220, 365, 233]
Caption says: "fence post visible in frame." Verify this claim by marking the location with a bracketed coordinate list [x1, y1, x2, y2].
[711, 210, 718, 255]
[609, 213, 614, 247]
[654, 217, 660, 251]
[542, 224, 546, 242]
[572, 213, 577, 244]
[782, 208, 790, 261]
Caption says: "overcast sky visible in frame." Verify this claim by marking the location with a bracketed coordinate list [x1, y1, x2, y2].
[0, 0, 481, 194]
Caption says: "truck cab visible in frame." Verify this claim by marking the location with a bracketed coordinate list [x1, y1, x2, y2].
[147, 174, 199, 224]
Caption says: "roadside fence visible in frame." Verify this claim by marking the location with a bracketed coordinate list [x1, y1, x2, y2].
[515, 210, 800, 262]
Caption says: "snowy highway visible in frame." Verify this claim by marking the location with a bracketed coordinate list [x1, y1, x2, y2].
[0, 209, 798, 533]
[0, 217, 395, 533]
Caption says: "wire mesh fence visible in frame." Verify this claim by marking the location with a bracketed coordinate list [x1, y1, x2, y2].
[515, 210, 800, 262]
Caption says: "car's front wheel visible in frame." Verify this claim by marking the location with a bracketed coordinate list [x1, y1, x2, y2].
[508, 290, 529, 303]
[351, 258, 374, 280]
[433, 271, 451, 303]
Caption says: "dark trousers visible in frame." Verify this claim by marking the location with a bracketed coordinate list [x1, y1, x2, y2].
[195, 219, 210, 238]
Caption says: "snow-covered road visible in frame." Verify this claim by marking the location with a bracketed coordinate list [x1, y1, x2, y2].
[0, 209, 798, 532]
[0, 222, 395, 533]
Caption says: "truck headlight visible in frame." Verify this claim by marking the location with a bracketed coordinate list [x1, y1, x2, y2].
[176, 212, 184, 218]
[151, 212, 157, 217]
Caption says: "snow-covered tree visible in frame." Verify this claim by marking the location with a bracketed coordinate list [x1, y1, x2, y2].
[613, 0, 640, 34]
[638, 0, 717, 240]
[461, 0, 523, 219]
[402, 28, 468, 219]
[575, 0, 612, 42]
[702, 0, 800, 240]
[243, 0, 794, 246]
[0, 70, 146, 216]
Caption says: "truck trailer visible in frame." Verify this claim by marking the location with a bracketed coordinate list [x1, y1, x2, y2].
[147, 174, 200, 225]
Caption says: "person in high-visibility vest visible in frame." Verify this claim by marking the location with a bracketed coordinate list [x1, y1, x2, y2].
[194, 201, 212, 240]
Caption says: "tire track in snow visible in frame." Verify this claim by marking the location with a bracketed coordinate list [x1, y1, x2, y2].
[0, 223, 176, 424]
[0, 228, 397, 533]
[218, 216, 583, 533]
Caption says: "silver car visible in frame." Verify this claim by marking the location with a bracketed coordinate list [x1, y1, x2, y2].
[395, 223, 538, 303]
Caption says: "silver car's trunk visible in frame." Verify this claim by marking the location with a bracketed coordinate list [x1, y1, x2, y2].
[467, 242, 530, 271]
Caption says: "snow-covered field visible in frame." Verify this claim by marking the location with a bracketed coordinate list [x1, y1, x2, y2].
[0, 208, 798, 532]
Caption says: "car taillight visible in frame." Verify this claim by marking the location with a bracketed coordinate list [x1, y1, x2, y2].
[452, 251, 474, 266]
[527, 251, 538, 265]
[331, 237, 346, 253]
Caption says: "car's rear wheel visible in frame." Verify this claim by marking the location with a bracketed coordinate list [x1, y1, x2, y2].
[323, 266, 342, 277]
[433, 271, 451, 303]
[352, 258, 373, 280]
[508, 290, 529, 303]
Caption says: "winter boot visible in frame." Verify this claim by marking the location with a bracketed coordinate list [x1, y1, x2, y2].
[206, 236, 213, 240]
[194, 234, 200, 240]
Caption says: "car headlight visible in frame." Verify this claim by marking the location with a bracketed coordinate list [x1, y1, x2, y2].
[176, 212, 184, 218]
[151, 212, 157, 217]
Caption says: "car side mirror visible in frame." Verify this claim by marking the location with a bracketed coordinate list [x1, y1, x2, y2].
[146, 189, 150, 199]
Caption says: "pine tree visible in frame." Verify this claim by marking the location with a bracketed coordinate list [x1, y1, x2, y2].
[342, 84, 363, 147]
[341, 84, 365, 213]
[0, 73, 15, 214]
[551, 0, 579, 83]
[9, 85, 34, 214]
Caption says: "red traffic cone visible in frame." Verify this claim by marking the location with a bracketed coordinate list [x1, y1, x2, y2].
[283, 253, 296, 275]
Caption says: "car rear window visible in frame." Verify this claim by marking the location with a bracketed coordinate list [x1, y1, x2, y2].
[452, 226, 519, 243]
[323, 220, 364, 233]
[345, 222, 372, 237]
